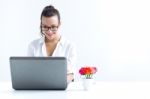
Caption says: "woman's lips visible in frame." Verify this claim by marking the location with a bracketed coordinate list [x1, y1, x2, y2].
[46, 33, 53, 36]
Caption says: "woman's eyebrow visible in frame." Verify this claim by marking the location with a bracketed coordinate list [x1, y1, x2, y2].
[41, 24, 58, 27]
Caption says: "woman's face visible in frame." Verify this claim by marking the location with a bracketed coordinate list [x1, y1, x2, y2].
[41, 16, 60, 41]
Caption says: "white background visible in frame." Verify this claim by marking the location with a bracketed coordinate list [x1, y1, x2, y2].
[0, 0, 150, 82]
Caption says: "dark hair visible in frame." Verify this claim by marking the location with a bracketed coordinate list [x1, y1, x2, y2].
[40, 5, 60, 23]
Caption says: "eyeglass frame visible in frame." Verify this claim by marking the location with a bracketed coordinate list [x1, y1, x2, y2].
[40, 24, 59, 32]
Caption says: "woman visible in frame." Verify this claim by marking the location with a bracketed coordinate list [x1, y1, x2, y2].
[27, 5, 76, 83]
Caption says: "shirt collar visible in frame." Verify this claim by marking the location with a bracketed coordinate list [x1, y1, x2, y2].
[59, 36, 65, 46]
[39, 35, 65, 46]
[39, 36, 45, 44]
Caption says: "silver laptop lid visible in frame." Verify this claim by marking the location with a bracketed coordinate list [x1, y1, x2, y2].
[10, 57, 67, 90]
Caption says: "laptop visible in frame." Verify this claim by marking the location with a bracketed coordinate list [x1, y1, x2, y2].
[9, 57, 67, 90]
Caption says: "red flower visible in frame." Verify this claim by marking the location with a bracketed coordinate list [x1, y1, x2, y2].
[79, 66, 97, 78]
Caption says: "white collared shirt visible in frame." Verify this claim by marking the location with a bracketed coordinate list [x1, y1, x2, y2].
[27, 36, 77, 74]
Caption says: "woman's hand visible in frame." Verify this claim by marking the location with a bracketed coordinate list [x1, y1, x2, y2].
[67, 73, 74, 84]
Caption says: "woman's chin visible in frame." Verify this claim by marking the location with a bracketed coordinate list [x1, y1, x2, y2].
[47, 36, 54, 41]
[48, 35, 58, 41]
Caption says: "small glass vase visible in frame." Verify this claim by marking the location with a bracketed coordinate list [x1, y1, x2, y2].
[82, 78, 94, 91]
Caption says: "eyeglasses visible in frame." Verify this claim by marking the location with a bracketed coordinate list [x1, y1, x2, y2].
[41, 25, 58, 32]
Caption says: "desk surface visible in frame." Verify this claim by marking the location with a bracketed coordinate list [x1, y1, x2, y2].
[0, 81, 150, 99]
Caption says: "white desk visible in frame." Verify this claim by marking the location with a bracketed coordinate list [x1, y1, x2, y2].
[0, 81, 150, 99]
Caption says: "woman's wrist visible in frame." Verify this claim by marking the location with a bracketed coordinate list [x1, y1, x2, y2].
[67, 73, 74, 83]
